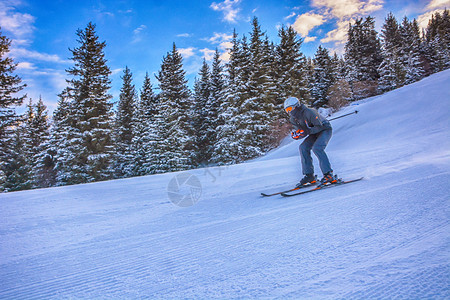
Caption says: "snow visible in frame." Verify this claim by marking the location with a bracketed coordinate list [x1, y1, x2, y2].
[1, 70, 450, 298]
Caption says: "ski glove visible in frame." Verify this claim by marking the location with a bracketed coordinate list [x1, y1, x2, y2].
[291, 129, 307, 140]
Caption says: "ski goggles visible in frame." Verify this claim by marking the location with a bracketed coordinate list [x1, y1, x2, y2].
[285, 106, 294, 113]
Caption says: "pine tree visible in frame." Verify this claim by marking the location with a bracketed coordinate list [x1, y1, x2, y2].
[378, 13, 404, 92]
[424, 10, 450, 73]
[276, 25, 309, 106]
[0, 28, 27, 192]
[51, 92, 81, 185]
[234, 17, 277, 157]
[399, 17, 425, 84]
[209, 49, 226, 146]
[130, 72, 161, 175]
[192, 59, 212, 165]
[0, 28, 27, 133]
[155, 43, 194, 171]
[22, 98, 53, 188]
[344, 16, 382, 99]
[54, 22, 114, 185]
[330, 53, 346, 81]
[221, 18, 278, 162]
[1, 126, 32, 191]
[305, 57, 316, 106]
[114, 66, 137, 177]
[311, 45, 334, 107]
[212, 31, 243, 164]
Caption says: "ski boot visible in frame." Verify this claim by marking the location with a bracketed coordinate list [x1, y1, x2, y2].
[320, 172, 338, 185]
[296, 173, 317, 188]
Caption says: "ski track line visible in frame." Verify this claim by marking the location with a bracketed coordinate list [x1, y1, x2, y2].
[1, 231, 274, 298]
[0, 210, 288, 298]
[2, 170, 446, 270]
[1, 172, 448, 298]
[0, 174, 443, 264]
[278, 222, 450, 299]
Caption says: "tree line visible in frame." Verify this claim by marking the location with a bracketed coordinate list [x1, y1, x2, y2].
[1, 10, 449, 192]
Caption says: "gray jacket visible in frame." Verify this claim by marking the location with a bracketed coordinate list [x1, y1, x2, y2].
[290, 104, 331, 135]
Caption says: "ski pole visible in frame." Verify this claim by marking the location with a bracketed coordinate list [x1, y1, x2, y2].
[328, 110, 358, 121]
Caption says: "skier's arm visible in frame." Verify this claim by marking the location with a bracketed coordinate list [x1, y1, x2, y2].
[290, 115, 300, 131]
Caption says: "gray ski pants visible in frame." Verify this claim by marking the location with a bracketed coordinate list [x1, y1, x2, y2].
[300, 129, 333, 175]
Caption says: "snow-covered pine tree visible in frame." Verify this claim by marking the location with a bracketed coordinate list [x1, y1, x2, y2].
[235, 35, 252, 101]
[305, 57, 315, 106]
[208, 49, 226, 162]
[51, 92, 82, 185]
[0, 28, 26, 132]
[210, 49, 225, 113]
[212, 31, 243, 165]
[311, 45, 335, 107]
[399, 17, 425, 85]
[229, 17, 277, 161]
[130, 73, 161, 176]
[328, 79, 352, 112]
[114, 66, 137, 178]
[276, 25, 309, 108]
[22, 98, 53, 188]
[155, 43, 194, 172]
[1, 125, 31, 191]
[345, 17, 383, 99]
[55, 22, 114, 185]
[330, 53, 346, 82]
[424, 10, 450, 73]
[0, 28, 27, 192]
[327, 53, 352, 110]
[192, 59, 213, 166]
[378, 13, 404, 92]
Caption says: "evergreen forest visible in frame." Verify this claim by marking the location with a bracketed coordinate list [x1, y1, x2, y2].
[1, 11, 449, 192]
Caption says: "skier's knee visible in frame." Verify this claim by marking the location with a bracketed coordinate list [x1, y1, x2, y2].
[312, 145, 325, 155]
[300, 143, 312, 153]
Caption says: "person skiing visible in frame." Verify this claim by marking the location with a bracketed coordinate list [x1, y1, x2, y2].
[284, 96, 336, 187]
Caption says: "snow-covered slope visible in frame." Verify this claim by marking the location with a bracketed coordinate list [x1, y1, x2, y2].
[1, 70, 450, 299]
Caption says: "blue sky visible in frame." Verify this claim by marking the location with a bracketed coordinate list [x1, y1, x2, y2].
[1, 0, 448, 113]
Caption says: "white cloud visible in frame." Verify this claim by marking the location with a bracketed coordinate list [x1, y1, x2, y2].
[220, 51, 231, 63]
[220, 41, 233, 51]
[208, 32, 233, 44]
[133, 25, 146, 35]
[178, 47, 196, 59]
[10, 48, 70, 64]
[0, 0, 35, 38]
[16, 61, 36, 70]
[426, 0, 450, 10]
[417, 0, 450, 29]
[210, 0, 241, 23]
[132, 25, 147, 43]
[111, 68, 123, 76]
[320, 20, 350, 44]
[15, 67, 68, 113]
[200, 48, 216, 61]
[304, 36, 318, 42]
[291, 0, 384, 46]
[284, 12, 297, 20]
[418, 10, 435, 28]
[292, 13, 326, 37]
[11, 38, 31, 46]
[205, 32, 233, 51]
[312, 0, 383, 19]
[177, 33, 192, 38]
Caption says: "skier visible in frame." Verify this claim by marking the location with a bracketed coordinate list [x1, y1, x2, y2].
[284, 96, 336, 187]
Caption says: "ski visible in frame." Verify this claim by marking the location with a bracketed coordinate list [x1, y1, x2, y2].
[281, 177, 364, 197]
[261, 182, 318, 197]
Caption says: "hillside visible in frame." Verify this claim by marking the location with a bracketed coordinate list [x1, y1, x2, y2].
[1, 69, 449, 299]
